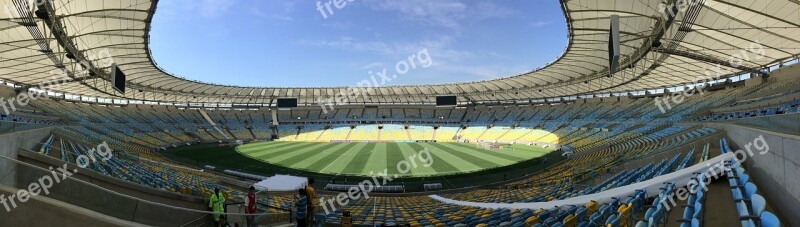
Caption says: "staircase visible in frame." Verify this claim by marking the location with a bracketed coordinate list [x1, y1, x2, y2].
[453, 127, 464, 141]
[493, 128, 513, 141]
[198, 109, 229, 140]
[345, 128, 353, 140]
[247, 127, 258, 139]
[315, 128, 327, 141]
[513, 128, 535, 141]
[474, 127, 489, 141]
[225, 127, 238, 140]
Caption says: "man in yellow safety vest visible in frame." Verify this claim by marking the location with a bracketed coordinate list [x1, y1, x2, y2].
[209, 188, 226, 223]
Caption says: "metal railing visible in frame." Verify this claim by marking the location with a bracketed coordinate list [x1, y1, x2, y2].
[0, 154, 290, 226]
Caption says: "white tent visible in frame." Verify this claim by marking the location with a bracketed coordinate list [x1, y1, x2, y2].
[253, 175, 307, 192]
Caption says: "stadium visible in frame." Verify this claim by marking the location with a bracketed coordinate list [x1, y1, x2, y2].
[0, 0, 799, 226]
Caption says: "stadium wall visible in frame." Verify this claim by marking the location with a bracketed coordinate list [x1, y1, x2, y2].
[0, 127, 52, 187]
[14, 149, 214, 226]
[0, 85, 16, 98]
[721, 124, 800, 227]
[770, 60, 800, 82]
[0, 184, 145, 226]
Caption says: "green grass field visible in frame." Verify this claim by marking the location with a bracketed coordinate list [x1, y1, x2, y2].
[235, 141, 552, 177]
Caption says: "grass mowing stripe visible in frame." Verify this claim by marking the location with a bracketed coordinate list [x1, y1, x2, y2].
[241, 142, 310, 157]
[406, 143, 463, 173]
[238, 141, 297, 153]
[510, 144, 554, 155]
[268, 142, 334, 163]
[375, 143, 389, 174]
[362, 143, 388, 175]
[320, 143, 368, 173]
[232, 141, 550, 177]
[438, 143, 523, 163]
[304, 143, 359, 169]
[386, 143, 409, 176]
[272, 142, 341, 165]
[396, 143, 438, 176]
[287, 143, 350, 169]
[239, 141, 292, 149]
[426, 143, 500, 168]
[440, 142, 518, 163]
[253, 142, 323, 160]
[342, 143, 376, 174]
[357, 143, 378, 175]
[243, 141, 309, 158]
[448, 142, 536, 160]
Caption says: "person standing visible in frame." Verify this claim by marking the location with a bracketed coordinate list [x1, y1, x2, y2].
[244, 186, 257, 227]
[295, 188, 308, 227]
[304, 178, 317, 225]
[209, 188, 226, 225]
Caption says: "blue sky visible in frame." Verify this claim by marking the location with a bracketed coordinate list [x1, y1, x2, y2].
[149, 0, 567, 87]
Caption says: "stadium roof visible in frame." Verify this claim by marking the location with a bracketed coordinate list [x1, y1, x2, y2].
[1, 0, 799, 105]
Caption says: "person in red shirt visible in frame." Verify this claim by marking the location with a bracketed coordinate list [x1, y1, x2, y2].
[244, 186, 257, 227]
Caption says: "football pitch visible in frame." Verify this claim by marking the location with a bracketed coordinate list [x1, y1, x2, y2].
[235, 141, 553, 177]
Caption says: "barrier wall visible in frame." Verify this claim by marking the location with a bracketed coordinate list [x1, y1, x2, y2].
[725, 113, 800, 136]
[722, 124, 800, 227]
[0, 185, 147, 226]
[2, 154, 290, 226]
[0, 127, 52, 187]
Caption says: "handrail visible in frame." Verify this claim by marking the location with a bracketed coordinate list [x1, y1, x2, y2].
[0, 154, 290, 218]
[225, 201, 291, 213]
[179, 214, 210, 227]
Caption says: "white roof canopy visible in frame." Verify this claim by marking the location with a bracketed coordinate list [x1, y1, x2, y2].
[1, 0, 799, 104]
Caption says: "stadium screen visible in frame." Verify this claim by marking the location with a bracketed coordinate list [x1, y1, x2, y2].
[608, 15, 620, 74]
[276, 98, 298, 108]
[111, 63, 126, 94]
[436, 96, 457, 106]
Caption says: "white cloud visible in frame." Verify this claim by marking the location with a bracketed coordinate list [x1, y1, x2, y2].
[363, 0, 516, 29]
[367, 0, 465, 28]
[197, 0, 234, 17]
[322, 21, 357, 30]
[249, 0, 300, 23]
[471, 2, 518, 21]
[359, 62, 385, 70]
[295, 35, 474, 63]
[530, 21, 551, 28]
[295, 34, 531, 83]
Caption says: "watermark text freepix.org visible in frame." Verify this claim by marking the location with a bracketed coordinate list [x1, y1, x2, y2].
[316, 0, 355, 19]
[659, 135, 768, 211]
[316, 48, 433, 114]
[655, 41, 765, 114]
[320, 148, 433, 214]
[1, 142, 113, 212]
[657, 0, 703, 21]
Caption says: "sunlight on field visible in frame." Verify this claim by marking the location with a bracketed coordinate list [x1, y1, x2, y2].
[236, 141, 553, 177]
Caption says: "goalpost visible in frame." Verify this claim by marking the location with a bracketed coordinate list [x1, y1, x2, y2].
[476, 141, 491, 150]
[476, 141, 514, 151]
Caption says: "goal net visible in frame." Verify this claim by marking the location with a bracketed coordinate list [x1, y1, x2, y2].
[477, 142, 513, 151]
